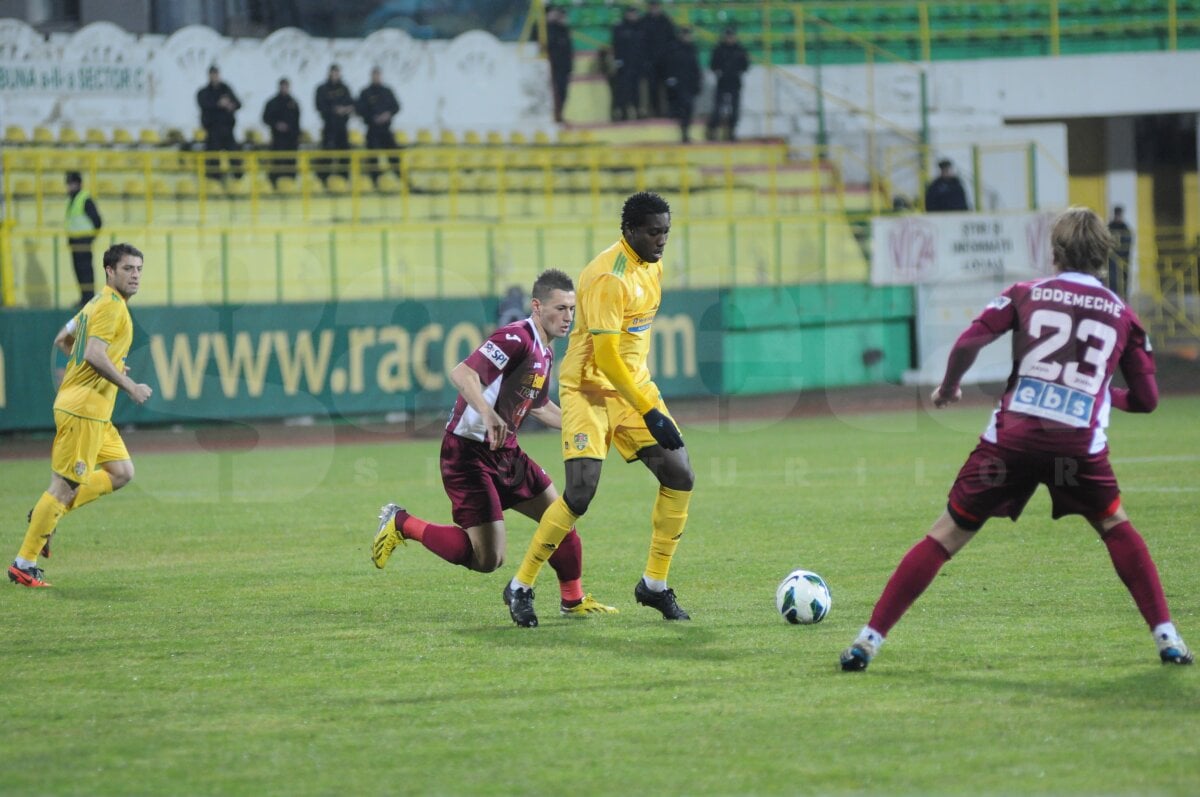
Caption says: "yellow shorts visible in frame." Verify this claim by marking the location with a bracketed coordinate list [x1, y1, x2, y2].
[560, 385, 678, 463]
[50, 409, 129, 483]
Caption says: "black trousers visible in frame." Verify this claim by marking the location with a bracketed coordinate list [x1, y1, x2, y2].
[69, 237, 95, 305]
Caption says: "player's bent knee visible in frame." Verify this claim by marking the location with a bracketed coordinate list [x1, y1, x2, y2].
[471, 550, 504, 572]
[562, 488, 594, 517]
[106, 461, 135, 490]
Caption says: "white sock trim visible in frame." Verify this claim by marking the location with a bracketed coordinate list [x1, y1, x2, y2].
[641, 576, 668, 592]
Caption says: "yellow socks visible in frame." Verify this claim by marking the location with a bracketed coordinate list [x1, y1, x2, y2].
[18, 492, 69, 563]
[69, 470, 113, 512]
[515, 497, 579, 587]
[644, 486, 692, 583]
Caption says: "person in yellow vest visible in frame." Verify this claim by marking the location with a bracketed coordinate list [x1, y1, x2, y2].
[65, 171, 103, 307]
[8, 243, 153, 589]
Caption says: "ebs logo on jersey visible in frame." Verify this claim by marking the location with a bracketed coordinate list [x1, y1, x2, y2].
[1010, 377, 1094, 428]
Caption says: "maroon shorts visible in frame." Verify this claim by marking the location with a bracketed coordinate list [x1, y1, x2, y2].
[440, 433, 553, 530]
[947, 440, 1121, 529]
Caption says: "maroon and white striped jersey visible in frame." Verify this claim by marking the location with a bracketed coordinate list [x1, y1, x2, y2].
[972, 272, 1155, 455]
[445, 318, 552, 449]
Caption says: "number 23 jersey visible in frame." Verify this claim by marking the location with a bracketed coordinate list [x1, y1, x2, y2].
[977, 271, 1154, 455]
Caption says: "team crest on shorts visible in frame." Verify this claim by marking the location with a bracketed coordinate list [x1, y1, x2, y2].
[573, 432, 589, 451]
[74, 460, 88, 478]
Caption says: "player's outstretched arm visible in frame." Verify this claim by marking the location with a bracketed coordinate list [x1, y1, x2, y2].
[934, 319, 1003, 409]
[83, 337, 152, 404]
[591, 334, 683, 449]
[529, 400, 562, 429]
[1111, 371, 1159, 413]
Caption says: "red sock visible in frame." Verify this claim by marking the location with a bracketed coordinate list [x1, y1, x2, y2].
[1102, 521, 1171, 629]
[419, 523, 473, 567]
[399, 512, 472, 567]
[868, 535, 952, 636]
[548, 528, 584, 602]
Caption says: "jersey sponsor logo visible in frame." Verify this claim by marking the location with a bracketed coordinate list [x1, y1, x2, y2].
[573, 432, 589, 450]
[481, 340, 510, 369]
[986, 295, 1011, 310]
[627, 313, 655, 333]
[1008, 376, 1094, 428]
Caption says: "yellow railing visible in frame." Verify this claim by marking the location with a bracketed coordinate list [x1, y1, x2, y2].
[602, 0, 1200, 65]
[2, 144, 839, 228]
[1, 214, 876, 308]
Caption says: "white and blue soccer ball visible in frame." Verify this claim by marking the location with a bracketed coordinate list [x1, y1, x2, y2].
[775, 569, 832, 625]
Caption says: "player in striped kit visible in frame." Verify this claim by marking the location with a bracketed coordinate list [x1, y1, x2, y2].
[841, 206, 1192, 670]
[371, 269, 616, 617]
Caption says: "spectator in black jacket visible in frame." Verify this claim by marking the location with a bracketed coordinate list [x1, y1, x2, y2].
[925, 158, 970, 212]
[545, 4, 574, 123]
[666, 26, 701, 142]
[197, 66, 242, 180]
[707, 28, 750, 142]
[315, 64, 355, 183]
[357, 67, 401, 184]
[262, 78, 300, 186]
[639, 0, 677, 118]
[611, 6, 645, 121]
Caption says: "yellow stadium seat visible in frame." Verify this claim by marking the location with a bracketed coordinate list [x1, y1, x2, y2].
[33, 126, 54, 145]
[203, 179, 225, 196]
[416, 128, 434, 145]
[95, 176, 119, 196]
[174, 179, 198, 197]
[376, 172, 402, 194]
[164, 128, 187, 146]
[226, 177, 251, 197]
[486, 130, 504, 145]
[192, 128, 207, 143]
[533, 130, 551, 145]
[58, 127, 81, 145]
[299, 130, 314, 145]
[39, 175, 62, 195]
[509, 131, 528, 145]
[139, 128, 161, 146]
[273, 176, 299, 195]
[462, 130, 481, 145]
[121, 177, 145, 196]
[112, 128, 135, 146]
[12, 176, 36, 196]
[150, 176, 172, 195]
[85, 127, 108, 145]
[244, 129, 263, 147]
[439, 129, 457, 145]
[324, 174, 350, 194]
[349, 129, 365, 147]
[4, 125, 27, 145]
[394, 130, 411, 146]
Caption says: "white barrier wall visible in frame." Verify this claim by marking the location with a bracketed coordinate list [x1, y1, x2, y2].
[871, 211, 1059, 384]
[0, 18, 553, 139]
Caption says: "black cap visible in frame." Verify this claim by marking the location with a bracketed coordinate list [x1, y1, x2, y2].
[937, 158, 953, 168]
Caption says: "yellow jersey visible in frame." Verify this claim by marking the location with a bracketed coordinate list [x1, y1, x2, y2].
[54, 285, 133, 421]
[559, 237, 662, 393]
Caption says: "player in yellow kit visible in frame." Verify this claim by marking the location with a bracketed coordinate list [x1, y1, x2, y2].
[8, 243, 153, 588]
[506, 191, 695, 627]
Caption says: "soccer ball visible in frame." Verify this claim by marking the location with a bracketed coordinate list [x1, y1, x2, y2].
[775, 569, 832, 625]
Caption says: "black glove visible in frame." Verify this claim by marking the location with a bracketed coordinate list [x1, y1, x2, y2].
[643, 408, 684, 450]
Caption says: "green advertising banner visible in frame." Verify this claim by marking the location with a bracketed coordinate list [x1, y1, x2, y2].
[0, 290, 726, 432]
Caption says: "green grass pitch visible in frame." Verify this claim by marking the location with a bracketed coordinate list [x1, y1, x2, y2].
[2, 397, 1198, 795]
